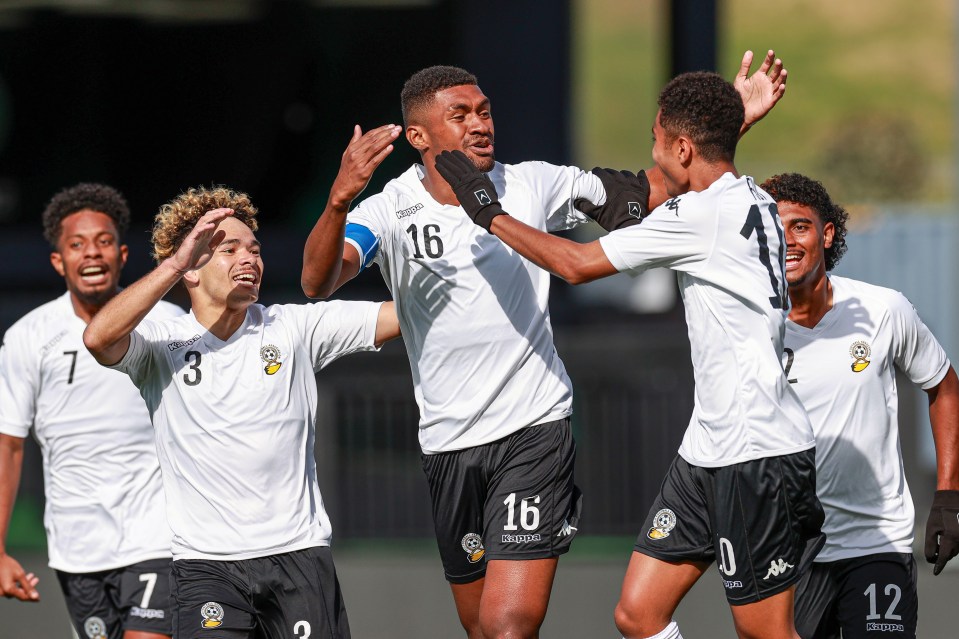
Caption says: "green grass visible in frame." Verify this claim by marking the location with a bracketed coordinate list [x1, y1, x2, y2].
[575, 0, 955, 203]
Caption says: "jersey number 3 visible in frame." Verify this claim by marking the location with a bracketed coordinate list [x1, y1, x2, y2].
[740, 203, 787, 309]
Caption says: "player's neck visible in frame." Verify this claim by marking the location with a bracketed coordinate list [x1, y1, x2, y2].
[68, 289, 117, 325]
[419, 160, 461, 206]
[191, 300, 249, 341]
[787, 273, 832, 329]
[688, 160, 737, 192]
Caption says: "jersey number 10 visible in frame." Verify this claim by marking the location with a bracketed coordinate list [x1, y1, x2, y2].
[739, 203, 787, 309]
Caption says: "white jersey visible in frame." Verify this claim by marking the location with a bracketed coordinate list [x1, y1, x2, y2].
[784, 276, 950, 561]
[600, 173, 814, 467]
[348, 162, 600, 454]
[110, 301, 380, 561]
[0, 292, 182, 573]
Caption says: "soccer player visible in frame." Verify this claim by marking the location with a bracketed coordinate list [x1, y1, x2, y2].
[432, 72, 824, 639]
[82, 186, 399, 639]
[760, 173, 959, 639]
[0, 183, 182, 639]
[301, 54, 787, 638]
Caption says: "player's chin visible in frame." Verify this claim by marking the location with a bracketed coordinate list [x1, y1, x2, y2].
[466, 150, 495, 173]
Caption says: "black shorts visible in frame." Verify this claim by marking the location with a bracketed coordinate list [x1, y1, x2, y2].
[421, 418, 583, 584]
[56, 557, 173, 639]
[794, 553, 918, 639]
[634, 450, 825, 605]
[171, 546, 349, 639]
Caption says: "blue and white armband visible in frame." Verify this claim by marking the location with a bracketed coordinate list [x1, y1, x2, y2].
[344, 223, 380, 270]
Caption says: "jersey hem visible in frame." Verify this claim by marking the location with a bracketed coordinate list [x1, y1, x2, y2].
[419, 409, 573, 455]
[677, 441, 816, 468]
[815, 542, 914, 563]
[48, 550, 172, 574]
[171, 539, 329, 562]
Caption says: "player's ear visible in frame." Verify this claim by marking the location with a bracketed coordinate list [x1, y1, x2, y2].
[181, 269, 200, 286]
[406, 124, 428, 152]
[822, 221, 835, 249]
[50, 251, 65, 277]
[676, 136, 693, 167]
[119, 244, 129, 269]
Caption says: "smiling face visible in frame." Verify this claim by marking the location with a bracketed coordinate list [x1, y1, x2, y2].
[408, 84, 495, 172]
[779, 201, 834, 289]
[191, 216, 263, 310]
[50, 209, 128, 309]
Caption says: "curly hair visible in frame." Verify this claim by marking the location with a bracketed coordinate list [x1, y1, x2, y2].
[42, 183, 130, 248]
[152, 186, 258, 264]
[761, 173, 849, 271]
[657, 72, 744, 163]
[401, 65, 478, 126]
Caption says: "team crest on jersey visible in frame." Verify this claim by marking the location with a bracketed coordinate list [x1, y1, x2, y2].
[84, 616, 107, 639]
[461, 532, 486, 563]
[260, 344, 283, 375]
[647, 508, 677, 540]
[849, 340, 871, 373]
[200, 601, 224, 629]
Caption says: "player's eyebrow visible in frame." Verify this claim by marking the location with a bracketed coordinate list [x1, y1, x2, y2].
[785, 216, 815, 226]
[218, 238, 262, 249]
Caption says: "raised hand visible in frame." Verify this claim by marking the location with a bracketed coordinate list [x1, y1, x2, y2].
[735, 49, 787, 133]
[329, 124, 402, 210]
[168, 207, 234, 274]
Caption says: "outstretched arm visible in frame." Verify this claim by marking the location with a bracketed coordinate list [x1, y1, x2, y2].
[924, 366, 959, 575]
[0, 434, 39, 602]
[735, 49, 787, 137]
[83, 208, 234, 366]
[302, 124, 401, 298]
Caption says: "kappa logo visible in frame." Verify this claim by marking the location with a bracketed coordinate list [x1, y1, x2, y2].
[763, 558, 794, 580]
[665, 197, 681, 216]
[84, 616, 107, 639]
[259, 344, 283, 375]
[474, 189, 492, 206]
[395, 203, 424, 219]
[168, 335, 202, 351]
[557, 519, 578, 537]
[647, 508, 677, 540]
[200, 601, 224, 629]
[461, 532, 486, 563]
[849, 340, 871, 373]
[39, 330, 69, 355]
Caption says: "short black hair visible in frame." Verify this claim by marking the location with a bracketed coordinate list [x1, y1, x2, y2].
[657, 72, 743, 163]
[761, 173, 850, 271]
[42, 183, 131, 248]
[401, 65, 478, 126]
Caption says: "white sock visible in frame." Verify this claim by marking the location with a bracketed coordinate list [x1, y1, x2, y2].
[629, 619, 683, 639]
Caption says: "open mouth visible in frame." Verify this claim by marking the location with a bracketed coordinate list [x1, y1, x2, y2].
[785, 253, 802, 271]
[467, 138, 494, 156]
[233, 272, 258, 286]
[79, 264, 109, 284]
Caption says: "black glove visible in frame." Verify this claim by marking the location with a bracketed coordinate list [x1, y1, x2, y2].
[434, 150, 508, 232]
[925, 489, 959, 575]
[575, 168, 651, 231]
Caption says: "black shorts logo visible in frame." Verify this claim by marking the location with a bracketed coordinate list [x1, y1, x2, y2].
[461, 532, 485, 563]
[647, 508, 677, 540]
[200, 601, 224, 629]
[84, 617, 107, 639]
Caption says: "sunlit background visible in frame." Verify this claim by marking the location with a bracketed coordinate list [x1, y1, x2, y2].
[1, 1, 956, 636]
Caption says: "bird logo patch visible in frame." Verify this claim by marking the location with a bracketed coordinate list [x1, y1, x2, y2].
[200, 601, 224, 629]
[260, 345, 283, 375]
[461, 532, 486, 563]
[849, 340, 871, 373]
[647, 508, 677, 540]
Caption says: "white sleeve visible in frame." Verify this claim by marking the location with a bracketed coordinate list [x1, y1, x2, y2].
[287, 301, 382, 371]
[598, 197, 713, 274]
[346, 197, 389, 268]
[515, 162, 595, 233]
[108, 328, 158, 389]
[889, 291, 951, 390]
[0, 325, 38, 438]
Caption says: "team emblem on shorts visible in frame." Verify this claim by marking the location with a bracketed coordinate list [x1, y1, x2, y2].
[647, 508, 677, 540]
[849, 340, 871, 373]
[200, 601, 224, 629]
[461, 532, 486, 563]
[83, 616, 107, 639]
[260, 344, 283, 375]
